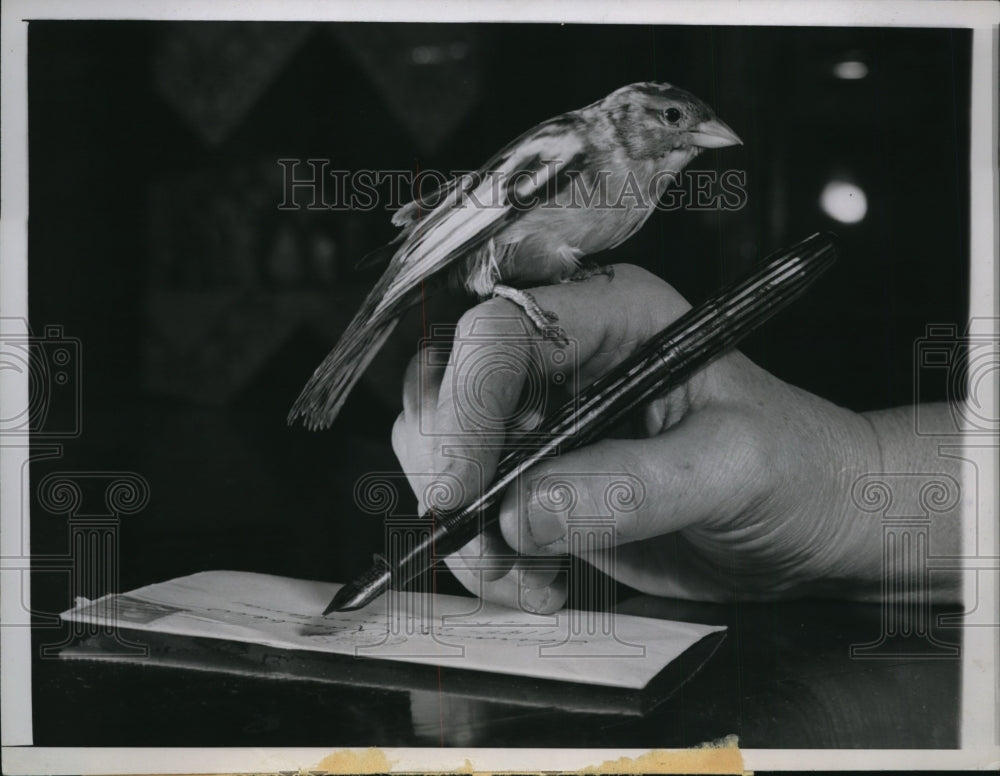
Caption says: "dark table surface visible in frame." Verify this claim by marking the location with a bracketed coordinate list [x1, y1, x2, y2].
[29, 402, 962, 749]
[32, 594, 961, 748]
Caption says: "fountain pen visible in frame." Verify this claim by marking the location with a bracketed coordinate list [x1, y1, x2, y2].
[323, 231, 838, 615]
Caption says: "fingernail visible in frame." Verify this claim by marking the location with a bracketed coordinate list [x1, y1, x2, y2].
[524, 491, 568, 551]
[521, 586, 552, 614]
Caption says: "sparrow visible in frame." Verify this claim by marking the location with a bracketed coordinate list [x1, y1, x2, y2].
[288, 81, 741, 430]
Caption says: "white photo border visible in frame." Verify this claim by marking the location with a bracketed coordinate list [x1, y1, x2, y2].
[2, 1, 997, 773]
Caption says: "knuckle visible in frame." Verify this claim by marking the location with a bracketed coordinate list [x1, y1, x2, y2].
[611, 263, 653, 284]
[390, 413, 408, 457]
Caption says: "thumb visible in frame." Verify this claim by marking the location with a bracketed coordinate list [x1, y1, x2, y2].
[498, 405, 771, 556]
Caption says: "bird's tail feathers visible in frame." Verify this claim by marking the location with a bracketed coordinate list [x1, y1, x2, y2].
[287, 306, 400, 431]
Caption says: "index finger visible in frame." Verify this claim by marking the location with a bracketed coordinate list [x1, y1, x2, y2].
[425, 264, 691, 483]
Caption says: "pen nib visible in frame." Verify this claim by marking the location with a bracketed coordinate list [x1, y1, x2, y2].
[322, 565, 392, 615]
[322, 584, 365, 614]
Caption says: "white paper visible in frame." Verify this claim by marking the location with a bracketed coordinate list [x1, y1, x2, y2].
[60, 570, 725, 690]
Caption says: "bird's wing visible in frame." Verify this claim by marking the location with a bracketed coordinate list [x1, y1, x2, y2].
[390, 112, 586, 231]
[389, 174, 467, 229]
[287, 115, 588, 429]
[372, 114, 588, 319]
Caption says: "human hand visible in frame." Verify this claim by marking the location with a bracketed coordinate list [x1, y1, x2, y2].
[391, 264, 951, 612]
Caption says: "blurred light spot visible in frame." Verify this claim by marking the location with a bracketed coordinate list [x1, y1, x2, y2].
[309, 233, 338, 284]
[820, 180, 868, 224]
[411, 45, 444, 65]
[833, 59, 869, 80]
[411, 43, 468, 65]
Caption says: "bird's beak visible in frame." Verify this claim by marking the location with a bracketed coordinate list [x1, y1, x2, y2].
[686, 118, 743, 149]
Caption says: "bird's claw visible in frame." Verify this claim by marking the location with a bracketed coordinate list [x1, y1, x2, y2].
[492, 284, 563, 341]
[543, 326, 570, 347]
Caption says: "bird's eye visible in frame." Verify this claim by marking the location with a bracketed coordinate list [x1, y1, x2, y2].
[663, 107, 682, 123]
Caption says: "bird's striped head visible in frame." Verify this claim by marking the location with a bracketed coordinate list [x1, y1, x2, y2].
[599, 81, 742, 161]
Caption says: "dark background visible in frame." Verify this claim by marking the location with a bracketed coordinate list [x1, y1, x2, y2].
[27, 22, 969, 746]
